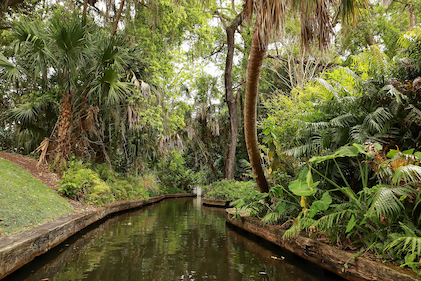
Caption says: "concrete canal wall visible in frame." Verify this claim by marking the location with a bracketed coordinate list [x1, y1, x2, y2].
[0, 194, 195, 279]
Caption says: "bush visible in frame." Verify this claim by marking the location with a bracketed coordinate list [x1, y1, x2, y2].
[156, 151, 196, 192]
[58, 161, 154, 205]
[59, 165, 114, 205]
[202, 180, 258, 201]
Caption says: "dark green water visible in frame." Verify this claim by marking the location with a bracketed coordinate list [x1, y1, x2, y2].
[6, 198, 344, 281]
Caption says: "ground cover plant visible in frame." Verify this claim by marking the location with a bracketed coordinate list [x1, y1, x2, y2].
[0, 158, 74, 235]
[58, 160, 164, 205]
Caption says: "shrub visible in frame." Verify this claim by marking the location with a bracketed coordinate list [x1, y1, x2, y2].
[58, 161, 152, 205]
[58, 166, 114, 205]
[202, 180, 258, 201]
[156, 151, 196, 192]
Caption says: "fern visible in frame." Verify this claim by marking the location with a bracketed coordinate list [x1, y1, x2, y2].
[386, 222, 421, 271]
[366, 185, 409, 219]
[393, 165, 421, 185]
[316, 208, 349, 231]
[283, 216, 317, 239]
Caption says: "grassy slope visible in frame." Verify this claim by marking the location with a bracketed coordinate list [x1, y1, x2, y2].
[0, 158, 74, 236]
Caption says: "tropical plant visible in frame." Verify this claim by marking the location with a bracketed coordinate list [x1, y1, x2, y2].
[283, 143, 421, 263]
[202, 179, 258, 201]
[242, 0, 368, 193]
[0, 13, 146, 168]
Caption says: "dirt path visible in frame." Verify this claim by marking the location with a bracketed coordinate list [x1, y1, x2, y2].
[0, 152, 60, 189]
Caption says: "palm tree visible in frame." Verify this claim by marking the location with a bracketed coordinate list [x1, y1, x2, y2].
[243, 0, 368, 193]
[1, 14, 139, 166]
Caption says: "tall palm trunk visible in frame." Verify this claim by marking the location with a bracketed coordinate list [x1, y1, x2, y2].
[56, 93, 72, 161]
[223, 12, 243, 180]
[244, 27, 269, 193]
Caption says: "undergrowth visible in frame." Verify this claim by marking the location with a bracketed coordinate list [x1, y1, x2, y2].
[58, 161, 159, 205]
[202, 180, 258, 201]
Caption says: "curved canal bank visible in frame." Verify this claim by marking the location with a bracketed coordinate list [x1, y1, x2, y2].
[226, 209, 419, 281]
[0, 193, 195, 279]
[3, 197, 343, 281]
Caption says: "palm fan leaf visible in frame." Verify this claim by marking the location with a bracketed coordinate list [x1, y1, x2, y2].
[0, 53, 20, 82]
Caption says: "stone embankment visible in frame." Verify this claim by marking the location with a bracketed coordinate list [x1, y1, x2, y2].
[226, 209, 419, 281]
[201, 198, 230, 207]
[0, 194, 195, 279]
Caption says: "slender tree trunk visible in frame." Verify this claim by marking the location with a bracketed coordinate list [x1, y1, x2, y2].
[112, 0, 125, 36]
[224, 12, 243, 180]
[409, 5, 416, 29]
[82, 0, 89, 19]
[244, 26, 269, 193]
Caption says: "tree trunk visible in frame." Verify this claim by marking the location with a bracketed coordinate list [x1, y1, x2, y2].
[409, 5, 416, 29]
[111, 0, 125, 36]
[223, 12, 243, 180]
[56, 93, 72, 162]
[244, 26, 269, 193]
[82, 0, 89, 19]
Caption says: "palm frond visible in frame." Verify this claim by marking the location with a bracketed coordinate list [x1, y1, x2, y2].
[0, 53, 20, 82]
[392, 165, 421, 185]
[366, 185, 409, 219]
[314, 77, 340, 100]
[329, 112, 358, 128]
[381, 85, 407, 104]
[6, 103, 41, 125]
[362, 107, 393, 134]
[385, 222, 421, 258]
[316, 208, 349, 230]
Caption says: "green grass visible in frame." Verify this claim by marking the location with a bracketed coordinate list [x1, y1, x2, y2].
[0, 158, 74, 236]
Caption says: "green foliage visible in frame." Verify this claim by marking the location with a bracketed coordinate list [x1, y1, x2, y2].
[59, 163, 114, 205]
[232, 185, 301, 225]
[202, 180, 258, 201]
[58, 160, 157, 205]
[386, 222, 421, 273]
[288, 166, 318, 197]
[156, 150, 196, 193]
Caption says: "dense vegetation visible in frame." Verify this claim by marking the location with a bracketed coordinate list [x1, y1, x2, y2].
[1, 0, 421, 275]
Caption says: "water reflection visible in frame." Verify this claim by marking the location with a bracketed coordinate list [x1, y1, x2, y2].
[6, 198, 343, 281]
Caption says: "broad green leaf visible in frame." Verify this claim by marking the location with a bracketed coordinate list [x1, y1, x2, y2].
[403, 149, 415, 155]
[309, 192, 332, 218]
[309, 145, 359, 164]
[346, 214, 356, 233]
[288, 167, 317, 196]
[289, 178, 316, 196]
[321, 192, 332, 206]
[387, 149, 398, 158]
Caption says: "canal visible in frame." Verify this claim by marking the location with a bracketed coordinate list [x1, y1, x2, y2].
[5, 197, 344, 281]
